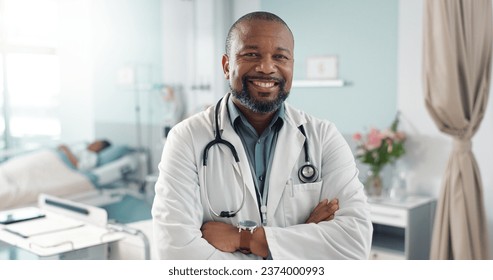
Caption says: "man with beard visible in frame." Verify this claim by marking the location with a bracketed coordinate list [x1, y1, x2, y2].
[152, 11, 372, 260]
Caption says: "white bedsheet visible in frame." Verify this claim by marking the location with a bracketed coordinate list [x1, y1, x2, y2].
[0, 149, 93, 211]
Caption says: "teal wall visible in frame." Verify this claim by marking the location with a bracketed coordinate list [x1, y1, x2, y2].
[261, 0, 399, 134]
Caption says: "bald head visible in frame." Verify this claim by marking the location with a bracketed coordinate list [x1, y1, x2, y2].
[225, 11, 293, 56]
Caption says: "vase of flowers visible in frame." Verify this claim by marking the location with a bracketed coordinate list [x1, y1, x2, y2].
[353, 113, 406, 197]
[365, 169, 383, 196]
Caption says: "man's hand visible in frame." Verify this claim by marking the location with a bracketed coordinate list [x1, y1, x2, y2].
[201, 198, 338, 257]
[201, 221, 239, 253]
[305, 198, 339, 224]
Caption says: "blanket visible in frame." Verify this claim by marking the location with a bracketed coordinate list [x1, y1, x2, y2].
[0, 149, 94, 211]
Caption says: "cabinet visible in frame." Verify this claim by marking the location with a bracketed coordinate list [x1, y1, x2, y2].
[368, 195, 436, 260]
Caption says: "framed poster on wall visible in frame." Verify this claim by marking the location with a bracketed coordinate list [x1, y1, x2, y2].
[306, 56, 338, 80]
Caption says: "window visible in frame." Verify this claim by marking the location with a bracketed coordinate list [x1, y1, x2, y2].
[0, 0, 60, 152]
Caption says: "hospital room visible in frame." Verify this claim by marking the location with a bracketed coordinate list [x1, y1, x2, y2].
[0, 0, 492, 267]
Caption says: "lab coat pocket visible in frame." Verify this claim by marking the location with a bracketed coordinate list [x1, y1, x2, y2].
[282, 181, 323, 225]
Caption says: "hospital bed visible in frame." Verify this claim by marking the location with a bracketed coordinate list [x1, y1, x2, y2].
[0, 145, 149, 212]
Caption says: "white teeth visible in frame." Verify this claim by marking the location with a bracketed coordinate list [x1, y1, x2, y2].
[252, 81, 275, 88]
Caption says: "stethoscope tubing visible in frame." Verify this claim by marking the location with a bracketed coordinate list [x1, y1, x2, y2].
[201, 96, 319, 220]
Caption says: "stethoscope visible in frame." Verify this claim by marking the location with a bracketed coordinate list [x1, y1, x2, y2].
[202, 96, 319, 221]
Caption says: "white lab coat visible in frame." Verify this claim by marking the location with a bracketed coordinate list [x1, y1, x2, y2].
[152, 93, 373, 260]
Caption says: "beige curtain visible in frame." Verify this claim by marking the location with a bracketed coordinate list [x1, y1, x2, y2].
[423, 0, 492, 259]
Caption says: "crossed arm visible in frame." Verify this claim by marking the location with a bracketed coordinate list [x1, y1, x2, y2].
[201, 198, 339, 258]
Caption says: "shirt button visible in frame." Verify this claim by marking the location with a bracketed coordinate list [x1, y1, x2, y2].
[259, 175, 264, 181]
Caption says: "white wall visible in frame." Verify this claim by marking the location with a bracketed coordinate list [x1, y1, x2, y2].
[162, 0, 233, 117]
[398, 0, 493, 257]
[232, 0, 260, 20]
[58, 0, 94, 143]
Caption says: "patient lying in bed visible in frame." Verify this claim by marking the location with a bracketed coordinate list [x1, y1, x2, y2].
[57, 139, 112, 171]
[0, 141, 137, 211]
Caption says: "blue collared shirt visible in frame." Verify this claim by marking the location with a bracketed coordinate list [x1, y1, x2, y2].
[227, 97, 285, 205]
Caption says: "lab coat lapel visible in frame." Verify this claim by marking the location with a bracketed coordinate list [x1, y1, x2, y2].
[216, 94, 259, 210]
[267, 107, 305, 223]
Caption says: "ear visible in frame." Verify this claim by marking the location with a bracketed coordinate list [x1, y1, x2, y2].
[221, 54, 230, 80]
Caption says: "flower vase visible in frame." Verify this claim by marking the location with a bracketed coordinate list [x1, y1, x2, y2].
[389, 165, 407, 200]
[365, 169, 383, 197]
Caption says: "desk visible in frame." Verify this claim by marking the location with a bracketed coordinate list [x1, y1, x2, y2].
[368, 195, 436, 260]
[0, 239, 113, 260]
[0, 195, 123, 260]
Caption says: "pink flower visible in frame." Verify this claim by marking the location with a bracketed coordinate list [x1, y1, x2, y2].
[366, 128, 383, 150]
[353, 132, 362, 142]
[353, 114, 406, 171]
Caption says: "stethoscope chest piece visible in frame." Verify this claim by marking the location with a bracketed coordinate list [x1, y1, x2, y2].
[298, 162, 319, 183]
[297, 125, 319, 184]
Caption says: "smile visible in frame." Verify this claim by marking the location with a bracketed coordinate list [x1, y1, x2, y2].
[249, 80, 279, 89]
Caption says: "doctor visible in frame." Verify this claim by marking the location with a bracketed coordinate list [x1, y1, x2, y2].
[152, 11, 372, 259]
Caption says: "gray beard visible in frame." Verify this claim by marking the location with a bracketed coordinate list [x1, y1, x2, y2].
[229, 79, 289, 114]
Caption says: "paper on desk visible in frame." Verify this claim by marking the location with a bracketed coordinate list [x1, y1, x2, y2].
[4, 214, 84, 238]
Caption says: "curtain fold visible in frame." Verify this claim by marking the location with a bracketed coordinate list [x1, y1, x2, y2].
[423, 0, 492, 259]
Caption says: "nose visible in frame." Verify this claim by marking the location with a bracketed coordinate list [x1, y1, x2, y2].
[255, 57, 277, 74]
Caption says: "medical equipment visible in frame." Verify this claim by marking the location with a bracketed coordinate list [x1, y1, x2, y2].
[202, 97, 246, 218]
[297, 125, 319, 183]
[202, 97, 319, 221]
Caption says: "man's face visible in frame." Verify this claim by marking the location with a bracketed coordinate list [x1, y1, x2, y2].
[222, 20, 294, 114]
[88, 141, 104, 153]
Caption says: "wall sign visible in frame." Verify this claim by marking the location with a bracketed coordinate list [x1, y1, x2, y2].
[306, 56, 339, 80]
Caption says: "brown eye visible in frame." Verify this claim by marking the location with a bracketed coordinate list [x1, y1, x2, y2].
[244, 53, 259, 57]
[274, 54, 288, 60]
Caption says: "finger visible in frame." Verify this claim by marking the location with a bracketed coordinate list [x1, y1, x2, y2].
[327, 200, 339, 214]
[313, 200, 339, 222]
[305, 211, 327, 224]
[325, 200, 338, 213]
[306, 198, 339, 224]
[307, 207, 332, 223]
[327, 198, 339, 209]
[316, 199, 337, 213]
[312, 199, 329, 213]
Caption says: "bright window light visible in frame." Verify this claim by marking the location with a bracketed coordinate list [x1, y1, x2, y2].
[10, 116, 60, 137]
[0, 55, 5, 147]
[7, 53, 60, 107]
[0, 0, 61, 149]
[4, 0, 59, 47]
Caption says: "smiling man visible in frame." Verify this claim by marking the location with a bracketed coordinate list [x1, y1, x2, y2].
[152, 11, 372, 260]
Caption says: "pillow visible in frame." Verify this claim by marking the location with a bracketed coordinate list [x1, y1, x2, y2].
[97, 145, 133, 166]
